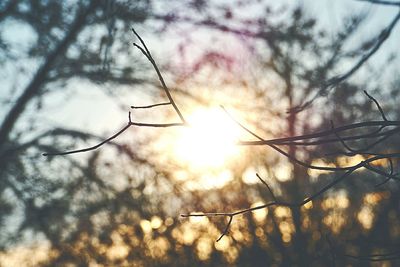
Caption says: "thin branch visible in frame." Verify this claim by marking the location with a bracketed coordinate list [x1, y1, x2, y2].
[364, 90, 388, 121]
[131, 28, 186, 123]
[344, 252, 400, 261]
[293, 9, 400, 113]
[375, 158, 395, 187]
[43, 30, 187, 157]
[181, 166, 359, 240]
[131, 102, 170, 109]
[223, 106, 363, 171]
[223, 106, 349, 171]
[256, 173, 277, 201]
[217, 216, 233, 242]
[43, 124, 131, 156]
[237, 121, 400, 147]
[357, 0, 400, 6]
[330, 120, 357, 155]
[365, 163, 400, 181]
[43, 113, 184, 156]
[182, 150, 400, 240]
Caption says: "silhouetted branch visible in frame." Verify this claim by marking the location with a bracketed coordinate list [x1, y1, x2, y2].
[184, 103, 400, 241]
[39, 30, 400, 256]
[344, 251, 400, 261]
[43, 30, 186, 156]
[237, 122, 400, 147]
[131, 28, 186, 123]
[293, 9, 400, 113]
[182, 149, 400, 241]
[43, 114, 184, 156]
[256, 173, 277, 201]
[364, 90, 388, 121]
[357, 0, 400, 6]
[375, 158, 394, 186]
[131, 102, 170, 109]
[217, 215, 233, 242]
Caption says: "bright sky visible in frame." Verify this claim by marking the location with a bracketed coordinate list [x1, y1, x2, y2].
[1, 0, 399, 127]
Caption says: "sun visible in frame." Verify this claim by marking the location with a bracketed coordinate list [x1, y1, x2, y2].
[174, 107, 243, 169]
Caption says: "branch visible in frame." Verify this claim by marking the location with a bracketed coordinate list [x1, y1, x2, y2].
[237, 121, 400, 147]
[344, 251, 400, 261]
[292, 9, 400, 113]
[256, 173, 277, 201]
[0, 1, 99, 148]
[182, 150, 400, 241]
[43, 112, 184, 156]
[182, 166, 359, 241]
[357, 0, 400, 6]
[364, 90, 388, 121]
[131, 28, 186, 124]
[43, 30, 187, 157]
[131, 102, 170, 109]
[184, 105, 400, 241]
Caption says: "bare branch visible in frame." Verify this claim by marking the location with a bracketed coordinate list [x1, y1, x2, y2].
[344, 251, 400, 261]
[131, 28, 186, 123]
[256, 173, 277, 201]
[364, 90, 388, 121]
[182, 145, 400, 240]
[237, 121, 400, 147]
[43, 124, 131, 156]
[217, 216, 233, 242]
[375, 158, 394, 187]
[131, 102, 171, 109]
[357, 0, 400, 6]
[293, 9, 400, 113]
[43, 31, 187, 157]
[43, 113, 184, 156]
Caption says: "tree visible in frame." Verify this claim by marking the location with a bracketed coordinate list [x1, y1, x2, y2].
[170, 4, 400, 265]
[1, 0, 400, 266]
[0, 1, 186, 265]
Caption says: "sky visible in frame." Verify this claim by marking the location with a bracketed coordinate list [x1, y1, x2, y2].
[1, 0, 400, 265]
[1, 0, 399, 134]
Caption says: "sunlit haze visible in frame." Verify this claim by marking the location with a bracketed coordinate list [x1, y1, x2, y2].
[173, 107, 243, 169]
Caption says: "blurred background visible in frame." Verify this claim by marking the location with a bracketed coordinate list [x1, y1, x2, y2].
[1, 0, 400, 266]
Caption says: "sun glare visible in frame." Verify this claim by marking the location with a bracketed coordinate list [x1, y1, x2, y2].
[174, 108, 242, 169]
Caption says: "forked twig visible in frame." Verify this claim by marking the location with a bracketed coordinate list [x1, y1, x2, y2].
[131, 28, 186, 124]
[44, 30, 186, 156]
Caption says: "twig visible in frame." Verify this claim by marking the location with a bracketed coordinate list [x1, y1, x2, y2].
[131, 102, 170, 109]
[43, 30, 187, 157]
[344, 251, 400, 261]
[357, 0, 400, 6]
[293, 9, 400, 113]
[256, 173, 277, 201]
[183, 106, 400, 241]
[330, 120, 357, 155]
[217, 216, 233, 242]
[364, 90, 388, 121]
[238, 121, 400, 146]
[43, 112, 184, 156]
[131, 28, 186, 123]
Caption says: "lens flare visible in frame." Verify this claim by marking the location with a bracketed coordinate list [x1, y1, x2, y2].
[174, 107, 242, 169]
